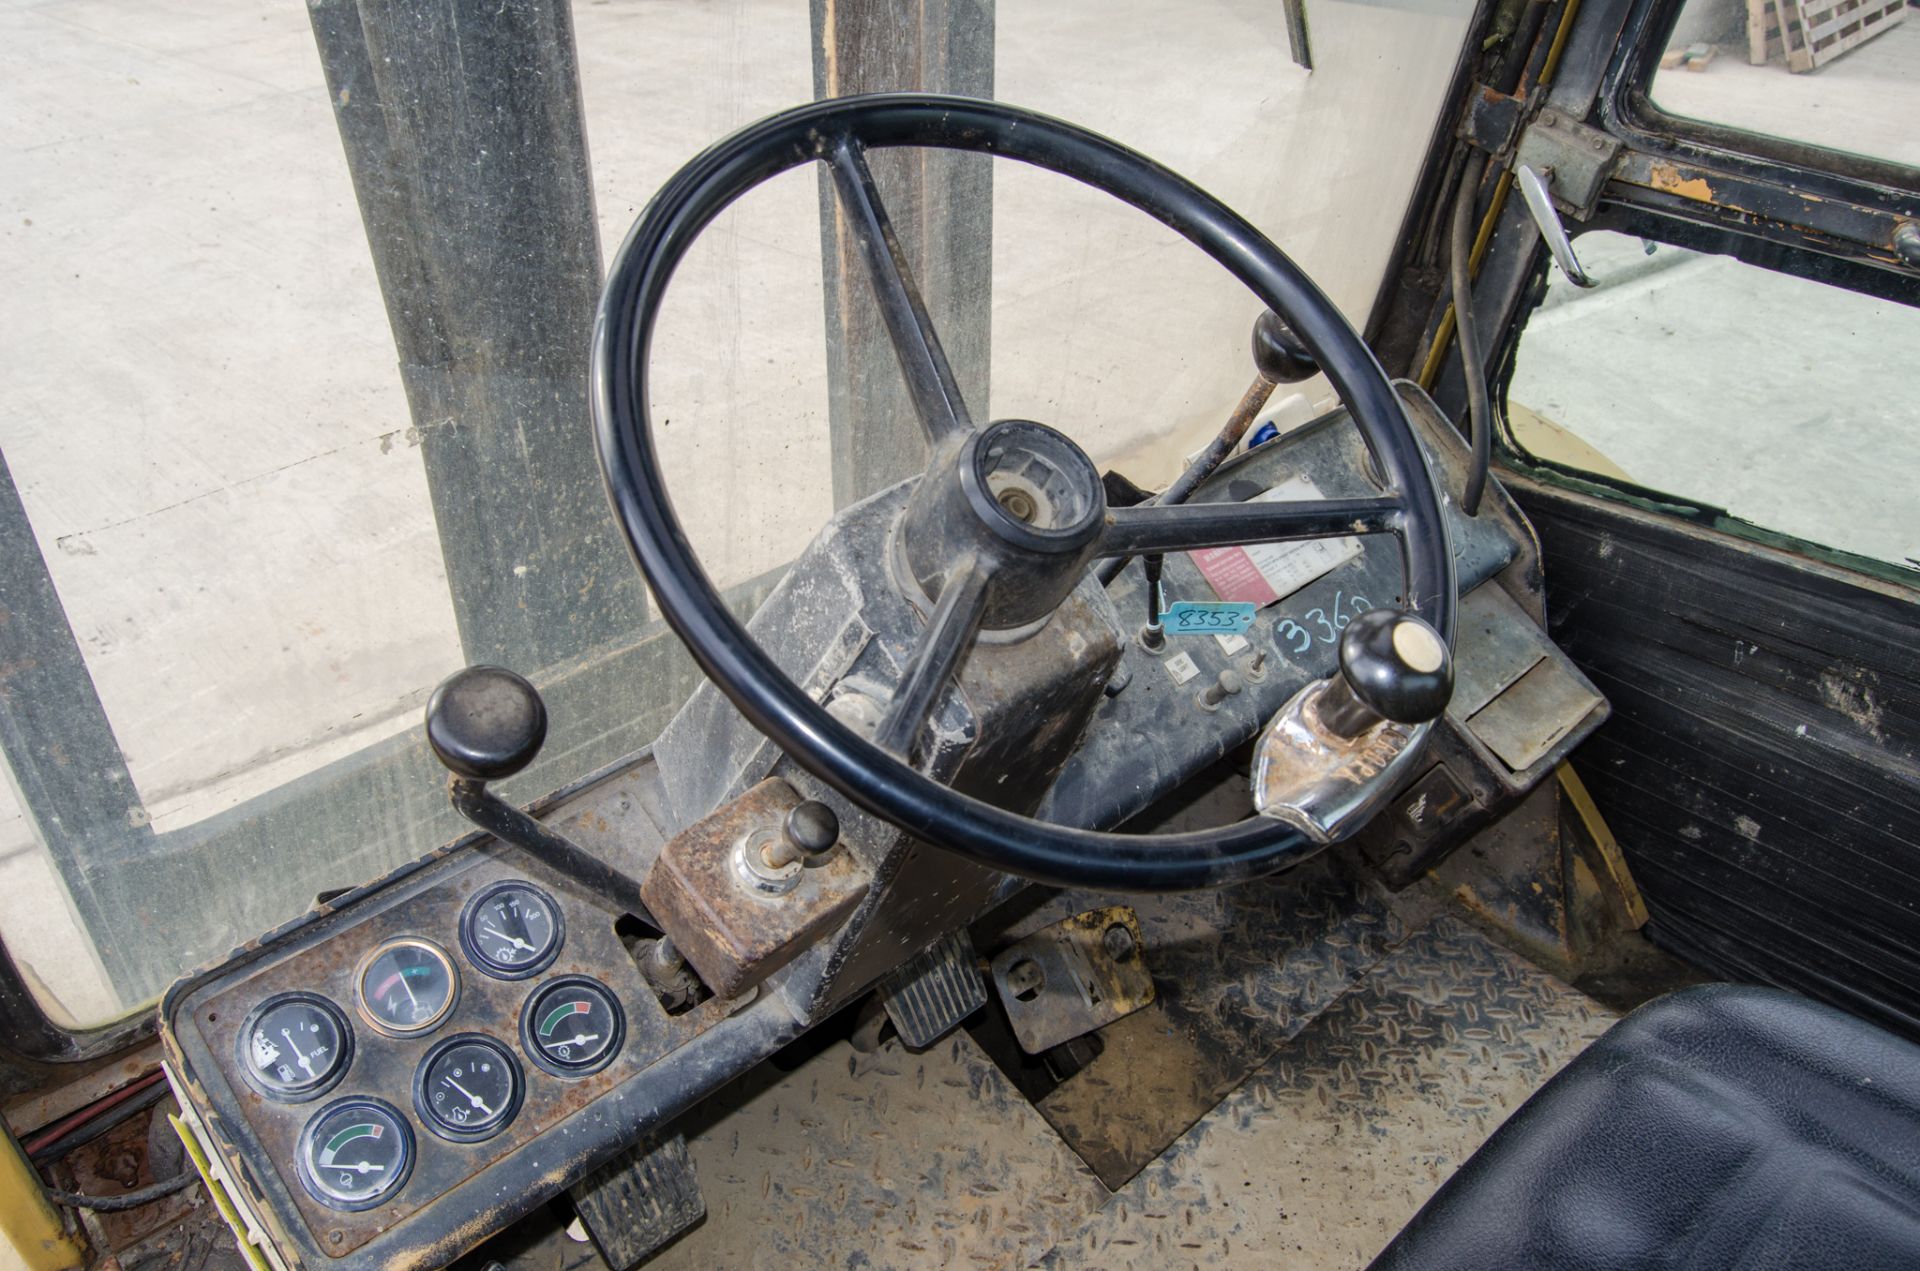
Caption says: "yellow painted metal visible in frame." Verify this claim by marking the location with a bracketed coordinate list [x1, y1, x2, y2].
[0, 1124, 83, 1271]
[1559, 762, 1651, 928]
[170, 1114, 272, 1271]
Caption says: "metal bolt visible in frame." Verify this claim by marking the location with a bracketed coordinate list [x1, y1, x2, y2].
[1895, 222, 1920, 268]
[1101, 923, 1137, 962]
[1139, 623, 1166, 653]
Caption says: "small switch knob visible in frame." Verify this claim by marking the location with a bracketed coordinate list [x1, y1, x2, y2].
[784, 800, 840, 858]
[762, 799, 841, 870]
[1201, 669, 1244, 708]
[425, 666, 547, 782]
[1252, 310, 1318, 384]
[1318, 609, 1452, 737]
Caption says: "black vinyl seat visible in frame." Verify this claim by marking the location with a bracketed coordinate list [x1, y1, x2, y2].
[1372, 984, 1920, 1269]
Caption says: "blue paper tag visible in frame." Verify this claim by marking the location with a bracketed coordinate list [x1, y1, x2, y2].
[1161, 600, 1256, 636]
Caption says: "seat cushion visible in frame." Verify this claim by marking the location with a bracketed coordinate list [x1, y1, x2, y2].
[1372, 984, 1920, 1270]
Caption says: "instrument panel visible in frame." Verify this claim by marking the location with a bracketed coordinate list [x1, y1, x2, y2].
[162, 838, 766, 1265]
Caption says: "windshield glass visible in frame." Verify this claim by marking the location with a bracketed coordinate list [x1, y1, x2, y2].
[0, 0, 1474, 1026]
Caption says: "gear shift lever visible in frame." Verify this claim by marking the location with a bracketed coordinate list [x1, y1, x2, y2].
[426, 666, 645, 912]
[1250, 609, 1452, 842]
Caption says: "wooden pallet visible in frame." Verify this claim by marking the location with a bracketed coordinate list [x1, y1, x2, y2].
[1747, 0, 1905, 70]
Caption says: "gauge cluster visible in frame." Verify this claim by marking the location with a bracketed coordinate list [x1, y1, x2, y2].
[161, 840, 752, 1265]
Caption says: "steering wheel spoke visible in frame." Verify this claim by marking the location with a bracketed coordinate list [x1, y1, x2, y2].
[824, 136, 975, 443]
[1097, 494, 1403, 559]
[874, 559, 993, 758]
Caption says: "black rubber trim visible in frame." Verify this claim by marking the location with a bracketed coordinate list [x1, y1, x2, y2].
[593, 93, 1456, 891]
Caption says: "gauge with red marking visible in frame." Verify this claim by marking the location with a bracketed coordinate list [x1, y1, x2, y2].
[356, 938, 458, 1036]
[520, 977, 623, 1076]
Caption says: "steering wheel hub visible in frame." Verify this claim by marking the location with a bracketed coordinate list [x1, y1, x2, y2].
[900, 418, 1106, 631]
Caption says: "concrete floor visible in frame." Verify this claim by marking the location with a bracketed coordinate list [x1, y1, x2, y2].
[0, 0, 1915, 1024]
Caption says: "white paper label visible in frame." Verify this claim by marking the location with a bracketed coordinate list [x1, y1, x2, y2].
[1163, 651, 1201, 686]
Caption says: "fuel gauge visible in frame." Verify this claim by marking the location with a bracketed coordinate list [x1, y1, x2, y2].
[296, 1097, 413, 1211]
[236, 993, 351, 1101]
[357, 938, 457, 1036]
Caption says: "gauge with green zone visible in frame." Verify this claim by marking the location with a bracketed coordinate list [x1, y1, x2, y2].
[296, 1097, 414, 1211]
[520, 977, 624, 1077]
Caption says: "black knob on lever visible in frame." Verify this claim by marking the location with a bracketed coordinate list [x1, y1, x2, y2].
[426, 666, 645, 913]
[426, 666, 547, 782]
[1317, 609, 1453, 738]
[1252, 310, 1319, 385]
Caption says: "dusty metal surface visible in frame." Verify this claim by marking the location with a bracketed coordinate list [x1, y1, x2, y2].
[642, 778, 870, 999]
[648, 1033, 1109, 1271]
[1036, 917, 1614, 1268]
[1011, 860, 1407, 1189]
[990, 907, 1155, 1055]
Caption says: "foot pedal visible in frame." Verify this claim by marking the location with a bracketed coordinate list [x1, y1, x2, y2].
[568, 1129, 704, 1269]
[880, 930, 988, 1049]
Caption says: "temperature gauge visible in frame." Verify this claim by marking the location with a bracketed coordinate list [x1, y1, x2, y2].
[521, 977, 624, 1077]
[296, 1098, 413, 1211]
[236, 993, 351, 1101]
[460, 881, 563, 979]
[357, 938, 457, 1036]
[415, 1035, 521, 1141]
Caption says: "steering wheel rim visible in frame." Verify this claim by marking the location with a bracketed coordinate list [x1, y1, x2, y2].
[593, 93, 1456, 891]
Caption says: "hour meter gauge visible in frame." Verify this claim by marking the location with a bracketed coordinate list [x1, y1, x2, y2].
[296, 1098, 414, 1211]
[357, 938, 458, 1036]
[236, 993, 351, 1101]
[415, 1035, 522, 1141]
[521, 977, 624, 1076]
[460, 881, 563, 979]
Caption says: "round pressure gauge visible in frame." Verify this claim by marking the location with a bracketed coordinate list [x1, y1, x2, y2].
[357, 938, 458, 1036]
[236, 993, 352, 1102]
[520, 977, 624, 1077]
[296, 1097, 414, 1211]
[460, 881, 564, 979]
[414, 1035, 522, 1142]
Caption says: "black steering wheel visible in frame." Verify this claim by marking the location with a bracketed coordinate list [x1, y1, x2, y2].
[593, 94, 1455, 891]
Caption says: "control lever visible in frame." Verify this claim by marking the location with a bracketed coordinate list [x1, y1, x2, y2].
[1250, 609, 1453, 842]
[1516, 165, 1597, 289]
[426, 666, 646, 913]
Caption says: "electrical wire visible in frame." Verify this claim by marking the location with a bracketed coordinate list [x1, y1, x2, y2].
[44, 1170, 196, 1212]
[20, 1068, 165, 1158]
[1449, 150, 1492, 516]
[27, 1081, 171, 1164]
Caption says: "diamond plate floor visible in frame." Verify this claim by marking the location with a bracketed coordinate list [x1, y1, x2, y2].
[645, 1032, 1108, 1271]
[1034, 917, 1616, 1268]
[1008, 859, 1407, 1188]
[618, 908, 1611, 1271]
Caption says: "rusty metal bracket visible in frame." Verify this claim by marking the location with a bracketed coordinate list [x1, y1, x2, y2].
[988, 908, 1155, 1055]
[1513, 108, 1623, 220]
[1460, 83, 1528, 160]
[641, 778, 870, 999]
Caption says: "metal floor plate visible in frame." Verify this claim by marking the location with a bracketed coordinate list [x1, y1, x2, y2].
[1012, 859, 1407, 1187]
[647, 1032, 1108, 1271]
[1035, 917, 1615, 1268]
